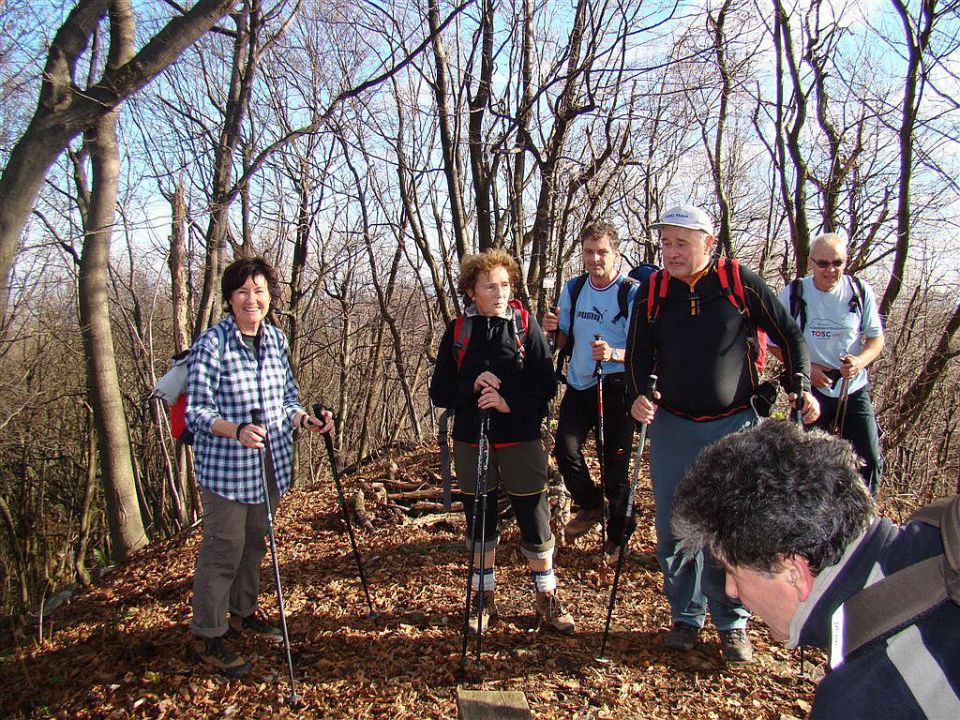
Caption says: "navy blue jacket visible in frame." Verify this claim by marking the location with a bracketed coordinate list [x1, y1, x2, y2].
[798, 518, 960, 719]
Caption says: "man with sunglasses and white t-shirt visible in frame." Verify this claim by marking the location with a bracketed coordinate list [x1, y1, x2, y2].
[771, 233, 885, 495]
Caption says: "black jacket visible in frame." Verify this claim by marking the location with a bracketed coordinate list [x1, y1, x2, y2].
[626, 259, 809, 420]
[429, 310, 556, 445]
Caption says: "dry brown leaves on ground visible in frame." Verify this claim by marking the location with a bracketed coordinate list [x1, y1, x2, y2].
[0, 446, 821, 719]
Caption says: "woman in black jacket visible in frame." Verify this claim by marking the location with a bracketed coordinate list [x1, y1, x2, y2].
[430, 249, 575, 634]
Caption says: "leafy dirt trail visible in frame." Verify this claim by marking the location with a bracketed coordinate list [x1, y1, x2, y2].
[1, 446, 821, 719]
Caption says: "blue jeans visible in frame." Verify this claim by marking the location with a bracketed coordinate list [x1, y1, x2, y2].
[649, 408, 755, 631]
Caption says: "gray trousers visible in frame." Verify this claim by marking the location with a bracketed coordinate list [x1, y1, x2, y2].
[191, 486, 277, 638]
[649, 408, 755, 631]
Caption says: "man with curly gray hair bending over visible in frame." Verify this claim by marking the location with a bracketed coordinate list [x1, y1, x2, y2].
[672, 420, 959, 720]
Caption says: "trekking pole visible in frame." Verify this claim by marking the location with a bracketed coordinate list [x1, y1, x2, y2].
[788, 377, 809, 679]
[832, 357, 851, 436]
[594, 333, 607, 551]
[791, 372, 805, 426]
[460, 409, 492, 670]
[313, 404, 377, 620]
[250, 409, 300, 708]
[598, 375, 657, 661]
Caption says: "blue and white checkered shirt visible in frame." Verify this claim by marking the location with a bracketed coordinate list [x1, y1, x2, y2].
[186, 314, 302, 504]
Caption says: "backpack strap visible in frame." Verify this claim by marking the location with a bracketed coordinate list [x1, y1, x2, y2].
[646, 269, 670, 323]
[614, 276, 638, 323]
[555, 274, 589, 375]
[567, 273, 589, 340]
[453, 315, 472, 370]
[841, 495, 960, 659]
[508, 299, 529, 368]
[911, 494, 960, 605]
[788, 278, 806, 331]
[717, 257, 748, 316]
[848, 275, 866, 331]
[716, 257, 768, 380]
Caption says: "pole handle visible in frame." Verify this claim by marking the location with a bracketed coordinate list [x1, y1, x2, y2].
[312, 403, 328, 425]
[594, 334, 604, 377]
[251, 408, 262, 424]
[645, 374, 658, 400]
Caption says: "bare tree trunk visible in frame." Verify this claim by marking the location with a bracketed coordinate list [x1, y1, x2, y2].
[0, 494, 30, 608]
[170, 178, 191, 353]
[78, 2, 148, 561]
[881, 0, 937, 317]
[167, 177, 192, 522]
[194, 2, 262, 336]
[428, 0, 469, 259]
[74, 406, 99, 586]
[467, 0, 495, 253]
[706, 0, 734, 258]
[393, 84, 456, 324]
[525, 0, 592, 287]
[513, 0, 535, 263]
[772, 0, 812, 270]
[0, 0, 236, 325]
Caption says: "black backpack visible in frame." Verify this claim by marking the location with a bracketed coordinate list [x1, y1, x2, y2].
[842, 494, 959, 658]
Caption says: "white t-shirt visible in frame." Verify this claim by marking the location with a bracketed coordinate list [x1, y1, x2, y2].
[775, 275, 883, 398]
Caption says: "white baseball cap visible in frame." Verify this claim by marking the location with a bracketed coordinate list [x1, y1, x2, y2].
[651, 205, 715, 236]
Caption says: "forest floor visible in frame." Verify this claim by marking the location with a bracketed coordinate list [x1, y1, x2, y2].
[0, 445, 823, 719]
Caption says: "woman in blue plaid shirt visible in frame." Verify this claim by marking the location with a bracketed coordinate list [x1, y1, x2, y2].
[186, 257, 333, 677]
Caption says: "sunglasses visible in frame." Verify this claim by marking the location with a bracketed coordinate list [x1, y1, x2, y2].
[812, 258, 845, 269]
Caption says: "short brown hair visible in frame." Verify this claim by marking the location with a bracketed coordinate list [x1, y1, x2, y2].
[457, 249, 521, 305]
[221, 257, 281, 313]
[579, 220, 620, 251]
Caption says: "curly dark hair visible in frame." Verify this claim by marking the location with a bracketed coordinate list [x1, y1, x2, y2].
[221, 257, 282, 314]
[672, 420, 875, 575]
[456, 249, 521, 306]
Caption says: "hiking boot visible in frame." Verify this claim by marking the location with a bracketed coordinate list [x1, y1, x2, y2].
[192, 635, 251, 677]
[720, 628, 754, 663]
[228, 612, 283, 643]
[535, 591, 576, 635]
[664, 622, 701, 652]
[467, 591, 499, 632]
[564, 507, 603, 540]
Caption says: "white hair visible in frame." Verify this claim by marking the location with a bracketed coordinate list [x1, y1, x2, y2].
[811, 232, 848, 256]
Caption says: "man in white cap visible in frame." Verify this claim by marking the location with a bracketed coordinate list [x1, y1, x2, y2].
[626, 204, 819, 663]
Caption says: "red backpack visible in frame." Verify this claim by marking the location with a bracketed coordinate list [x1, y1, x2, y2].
[646, 257, 767, 379]
[152, 325, 227, 445]
[452, 299, 529, 370]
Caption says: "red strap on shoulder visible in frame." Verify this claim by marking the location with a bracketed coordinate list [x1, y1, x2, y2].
[716, 257, 747, 315]
[647, 269, 670, 322]
[453, 315, 470, 369]
[729, 258, 746, 308]
[508, 299, 528, 360]
[508, 299, 528, 332]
